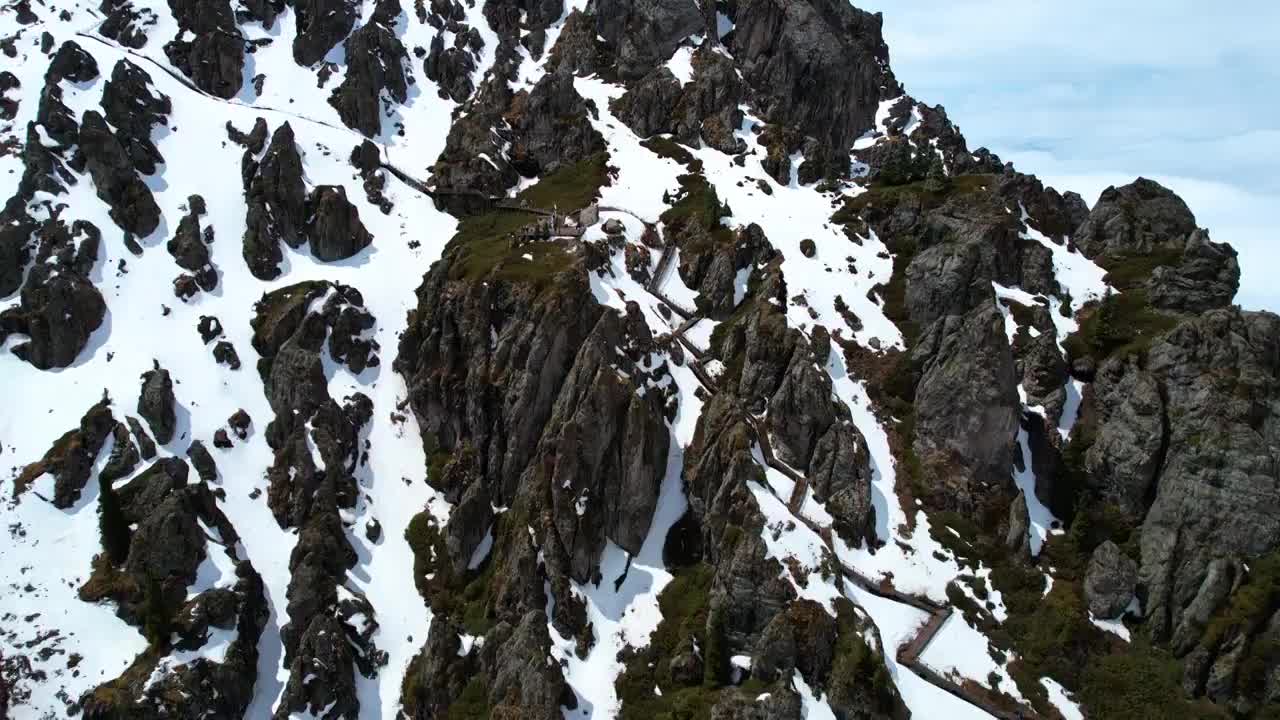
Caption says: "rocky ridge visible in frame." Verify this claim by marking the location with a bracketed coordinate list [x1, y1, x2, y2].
[0, 0, 1275, 719]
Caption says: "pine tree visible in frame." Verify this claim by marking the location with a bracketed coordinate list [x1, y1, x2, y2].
[142, 578, 173, 649]
[924, 155, 950, 193]
[702, 608, 728, 688]
[97, 475, 131, 565]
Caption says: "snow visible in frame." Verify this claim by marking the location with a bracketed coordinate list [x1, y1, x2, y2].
[681, 317, 718, 353]
[1, 2, 455, 713]
[467, 525, 495, 571]
[1041, 677, 1085, 720]
[189, 520, 242, 598]
[144, 625, 239, 691]
[793, 670, 838, 720]
[845, 586, 996, 720]
[1012, 428, 1059, 556]
[1089, 612, 1132, 642]
[689, 111, 903, 350]
[918, 612, 1025, 704]
[546, 436, 690, 717]
[574, 77, 685, 222]
[665, 45, 696, 85]
[825, 349, 981, 604]
[584, 213, 693, 338]
[0, 1, 1126, 716]
[1019, 207, 1111, 312]
[0, 443, 148, 713]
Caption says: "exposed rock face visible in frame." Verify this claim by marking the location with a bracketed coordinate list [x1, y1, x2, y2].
[402, 611, 571, 719]
[293, 0, 357, 66]
[612, 44, 746, 153]
[731, 0, 896, 173]
[1085, 540, 1138, 619]
[138, 361, 178, 445]
[507, 71, 605, 178]
[1085, 357, 1166, 518]
[911, 303, 1020, 515]
[163, 0, 245, 98]
[424, 16, 482, 102]
[248, 280, 383, 717]
[329, 0, 409, 137]
[101, 59, 170, 175]
[79, 110, 161, 237]
[395, 214, 687, 713]
[430, 63, 604, 200]
[1148, 229, 1240, 313]
[14, 396, 115, 508]
[78, 466, 269, 719]
[595, 0, 704, 79]
[0, 219, 106, 369]
[101, 421, 141, 483]
[1134, 309, 1280, 639]
[242, 123, 307, 279]
[99, 0, 156, 48]
[1074, 178, 1239, 312]
[397, 247, 670, 582]
[305, 185, 373, 261]
[167, 194, 219, 294]
[1075, 178, 1198, 259]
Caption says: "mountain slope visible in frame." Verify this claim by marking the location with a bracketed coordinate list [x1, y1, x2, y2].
[0, 0, 1273, 719]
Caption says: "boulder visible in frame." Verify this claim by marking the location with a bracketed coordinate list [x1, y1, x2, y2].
[137, 361, 177, 445]
[163, 0, 245, 97]
[242, 123, 307, 279]
[292, 0, 357, 66]
[329, 0, 409, 137]
[304, 185, 373, 261]
[1084, 540, 1138, 619]
[78, 111, 160, 236]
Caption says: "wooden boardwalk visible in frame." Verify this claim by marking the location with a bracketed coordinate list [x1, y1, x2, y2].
[640, 252, 1041, 719]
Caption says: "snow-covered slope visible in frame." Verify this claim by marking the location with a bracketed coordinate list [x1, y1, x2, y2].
[1, 0, 1267, 719]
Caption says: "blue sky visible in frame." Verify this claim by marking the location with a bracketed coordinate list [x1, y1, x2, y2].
[856, 0, 1279, 311]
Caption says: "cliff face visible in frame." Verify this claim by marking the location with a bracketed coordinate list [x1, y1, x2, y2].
[0, 0, 1274, 719]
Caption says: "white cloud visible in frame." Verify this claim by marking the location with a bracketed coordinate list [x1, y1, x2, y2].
[857, 0, 1280, 313]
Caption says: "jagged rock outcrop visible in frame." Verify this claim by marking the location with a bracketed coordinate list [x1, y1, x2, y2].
[329, 0, 409, 137]
[595, 0, 704, 79]
[0, 219, 106, 369]
[731, 0, 897, 178]
[13, 395, 115, 508]
[1073, 178, 1239, 313]
[99, 0, 155, 48]
[612, 44, 747, 153]
[430, 66, 604, 200]
[396, 211, 686, 713]
[507, 70, 605, 177]
[101, 58, 170, 175]
[401, 611, 572, 720]
[1085, 540, 1138, 619]
[304, 185, 373, 261]
[247, 280, 383, 718]
[78, 466, 269, 719]
[101, 421, 142, 483]
[1135, 309, 1280, 640]
[424, 13, 483, 102]
[79, 110, 161, 236]
[293, 0, 357, 66]
[128, 415, 158, 459]
[163, 0, 245, 97]
[1085, 357, 1165, 518]
[167, 194, 219, 295]
[138, 361, 178, 445]
[242, 123, 307, 279]
[911, 302, 1020, 515]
